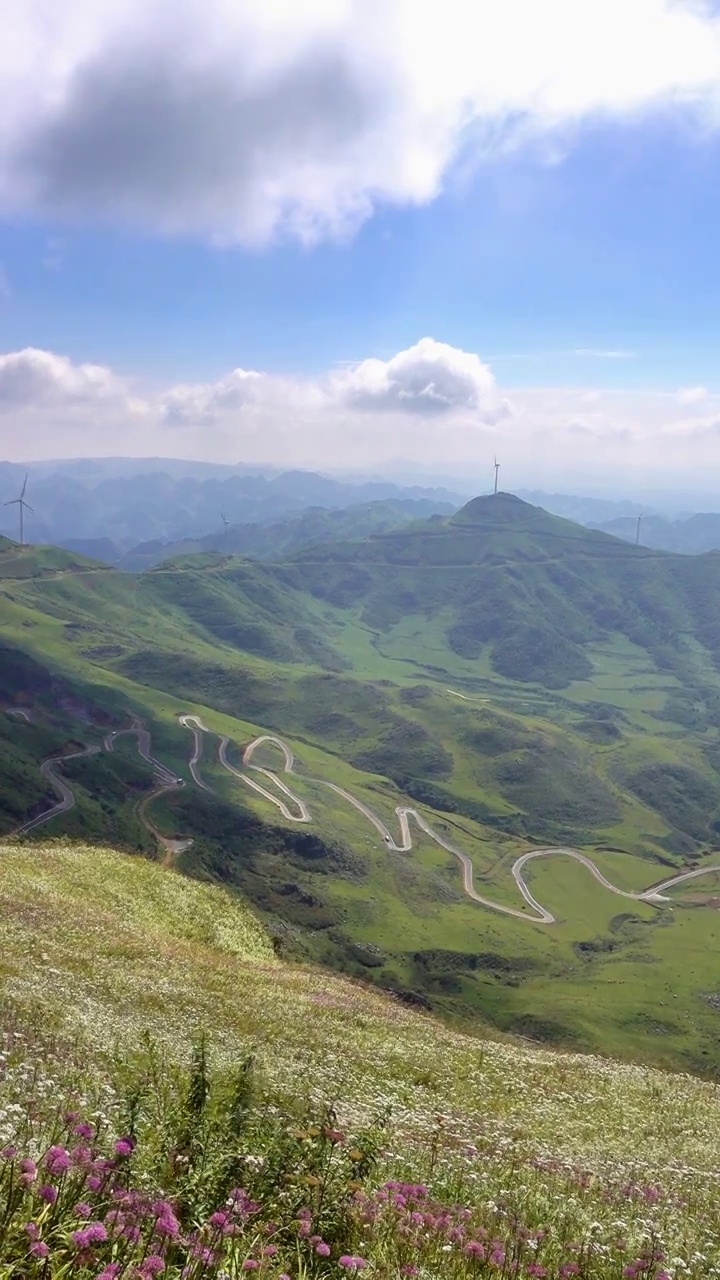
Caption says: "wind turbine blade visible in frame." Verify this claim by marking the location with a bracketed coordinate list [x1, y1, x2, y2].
[4, 499, 19, 506]
[21, 473, 28, 498]
[23, 504, 35, 515]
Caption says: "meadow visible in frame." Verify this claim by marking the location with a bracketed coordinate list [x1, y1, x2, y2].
[2, 840, 720, 1279]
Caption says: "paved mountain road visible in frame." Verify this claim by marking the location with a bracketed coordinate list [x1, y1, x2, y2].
[105, 718, 181, 787]
[14, 745, 101, 835]
[219, 735, 310, 821]
[183, 717, 720, 926]
[12, 717, 186, 850]
[178, 715, 213, 791]
[13, 711, 720, 925]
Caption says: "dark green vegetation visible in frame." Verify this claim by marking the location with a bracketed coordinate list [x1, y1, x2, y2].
[5, 494, 720, 1072]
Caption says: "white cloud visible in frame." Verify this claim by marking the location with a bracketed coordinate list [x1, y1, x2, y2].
[676, 384, 709, 404]
[160, 369, 267, 425]
[1, 1, 720, 244]
[573, 349, 637, 359]
[336, 337, 505, 417]
[0, 347, 126, 405]
[2, 340, 720, 488]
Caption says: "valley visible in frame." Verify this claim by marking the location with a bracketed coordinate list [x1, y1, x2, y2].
[4, 493, 720, 1071]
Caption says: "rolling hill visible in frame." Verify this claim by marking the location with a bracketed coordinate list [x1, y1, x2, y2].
[4, 494, 720, 1069]
[119, 497, 457, 571]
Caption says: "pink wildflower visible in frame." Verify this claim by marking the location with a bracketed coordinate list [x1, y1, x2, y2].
[29, 1242, 49, 1259]
[315, 1241, 331, 1257]
[45, 1145, 71, 1176]
[38, 1184, 58, 1204]
[339, 1257, 367, 1271]
[242, 1262, 259, 1272]
[114, 1138, 134, 1158]
[464, 1242, 486, 1260]
[74, 1122, 94, 1140]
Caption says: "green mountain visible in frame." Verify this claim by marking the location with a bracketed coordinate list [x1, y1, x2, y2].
[285, 491, 720, 689]
[4, 496, 720, 1071]
[120, 497, 458, 570]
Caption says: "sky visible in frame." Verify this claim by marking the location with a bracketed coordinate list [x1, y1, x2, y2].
[2, 0, 720, 490]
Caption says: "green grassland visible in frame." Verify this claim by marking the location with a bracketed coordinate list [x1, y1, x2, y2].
[4, 497, 720, 1070]
[6, 841, 720, 1277]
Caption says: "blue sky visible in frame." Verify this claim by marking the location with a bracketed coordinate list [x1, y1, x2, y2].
[3, 114, 720, 388]
[1, 0, 720, 486]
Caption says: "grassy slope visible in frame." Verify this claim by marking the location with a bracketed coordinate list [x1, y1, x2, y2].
[7, 841, 720, 1276]
[4, 513, 720, 1069]
[1, 839, 719, 1172]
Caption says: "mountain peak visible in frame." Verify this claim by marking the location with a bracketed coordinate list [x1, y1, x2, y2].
[451, 491, 550, 527]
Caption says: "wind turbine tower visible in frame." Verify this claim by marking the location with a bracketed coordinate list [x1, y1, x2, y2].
[4, 473, 33, 547]
[220, 512, 230, 538]
[493, 458, 500, 496]
[635, 514, 643, 546]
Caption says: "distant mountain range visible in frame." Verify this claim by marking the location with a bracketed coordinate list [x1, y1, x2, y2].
[590, 512, 720, 554]
[5, 456, 720, 559]
[0, 458, 463, 558]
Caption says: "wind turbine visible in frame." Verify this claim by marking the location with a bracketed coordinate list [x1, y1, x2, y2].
[220, 512, 230, 537]
[493, 457, 500, 496]
[635, 513, 643, 546]
[4, 473, 33, 547]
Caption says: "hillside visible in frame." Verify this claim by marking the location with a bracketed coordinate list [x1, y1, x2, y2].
[119, 497, 457, 571]
[5, 500, 720, 1069]
[283, 492, 720, 689]
[1, 839, 720, 1278]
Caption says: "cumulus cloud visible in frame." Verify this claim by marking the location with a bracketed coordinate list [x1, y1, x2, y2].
[1, 1, 720, 244]
[2, 340, 720, 487]
[0, 347, 126, 406]
[337, 337, 506, 417]
[160, 370, 267, 425]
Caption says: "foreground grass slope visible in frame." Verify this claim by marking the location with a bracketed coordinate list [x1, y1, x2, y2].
[2, 840, 720, 1278]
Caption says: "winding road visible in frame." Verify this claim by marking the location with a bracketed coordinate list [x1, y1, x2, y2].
[14, 744, 101, 836]
[179, 717, 720, 926]
[11, 709, 720, 926]
[178, 715, 212, 791]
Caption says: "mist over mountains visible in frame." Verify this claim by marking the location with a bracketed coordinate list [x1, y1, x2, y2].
[0, 458, 465, 559]
[4, 457, 720, 562]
